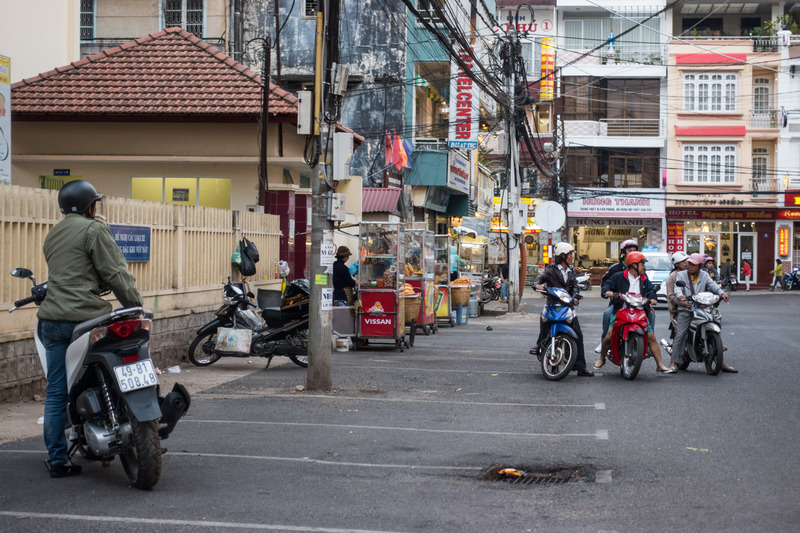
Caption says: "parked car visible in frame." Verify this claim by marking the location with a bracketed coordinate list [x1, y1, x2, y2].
[642, 251, 672, 308]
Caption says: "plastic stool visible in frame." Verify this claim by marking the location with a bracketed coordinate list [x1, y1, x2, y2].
[455, 304, 469, 325]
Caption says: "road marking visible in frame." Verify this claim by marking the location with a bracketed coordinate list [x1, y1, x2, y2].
[194, 392, 604, 410]
[0, 511, 407, 533]
[596, 470, 613, 483]
[184, 419, 608, 439]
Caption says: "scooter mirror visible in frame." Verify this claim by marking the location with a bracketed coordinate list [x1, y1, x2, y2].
[10, 268, 33, 279]
[675, 280, 686, 288]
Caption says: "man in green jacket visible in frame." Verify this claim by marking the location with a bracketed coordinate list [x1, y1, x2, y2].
[38, 180, 143, 478]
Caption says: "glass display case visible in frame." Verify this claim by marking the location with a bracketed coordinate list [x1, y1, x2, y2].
[434, 234, 454, 327]
[356, 223, 407, 350]
[404, 229, 436, 336]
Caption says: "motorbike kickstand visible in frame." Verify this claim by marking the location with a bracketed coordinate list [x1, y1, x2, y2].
[264, 356, 274, 369]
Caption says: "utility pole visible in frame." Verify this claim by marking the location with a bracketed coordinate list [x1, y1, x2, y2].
[306, 0, 335, 390]
[505, 37, 522, 313]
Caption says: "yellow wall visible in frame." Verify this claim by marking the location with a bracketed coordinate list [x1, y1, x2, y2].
[96, 0, 228, 39]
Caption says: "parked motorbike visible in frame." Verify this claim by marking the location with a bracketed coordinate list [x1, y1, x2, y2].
[607, 292, 651, 380]
[9, 268, 190, 490]
[533, 286, 581, 381]
[576, 272, 591, 291]
[480, 274, 501, 304]
[783, 266, 800, 291]
[667, 280, 724, 375]
[721, 273, 738, 292]
[188, 278, 309, 368]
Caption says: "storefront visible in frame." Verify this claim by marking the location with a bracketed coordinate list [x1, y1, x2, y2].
[778, 203, 800, 271]
[666, 208, 776, 288]
[567, 189, 666, 268]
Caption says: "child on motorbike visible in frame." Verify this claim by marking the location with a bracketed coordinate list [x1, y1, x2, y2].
[529, 243, 593, 377]
[594, 252, 675, 374]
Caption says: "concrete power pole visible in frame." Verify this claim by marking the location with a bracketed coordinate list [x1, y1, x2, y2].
[306, 0, 336, 391]
[506, 42, 522, 313]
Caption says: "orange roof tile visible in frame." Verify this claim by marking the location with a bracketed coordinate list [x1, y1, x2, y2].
[675, 126, 746, 136]
[675, 53, 747, 65]
[11, 28, 296, 118]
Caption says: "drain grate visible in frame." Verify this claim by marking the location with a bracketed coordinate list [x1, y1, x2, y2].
[480, 464, 592, 486]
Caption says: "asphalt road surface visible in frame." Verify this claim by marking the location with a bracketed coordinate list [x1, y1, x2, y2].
[1, 289, 799, 532]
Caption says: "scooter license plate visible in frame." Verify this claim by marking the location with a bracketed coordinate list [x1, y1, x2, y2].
[114, 359, 158, 393]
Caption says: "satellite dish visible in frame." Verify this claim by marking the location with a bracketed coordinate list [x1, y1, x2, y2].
[534, 201, 566, 232]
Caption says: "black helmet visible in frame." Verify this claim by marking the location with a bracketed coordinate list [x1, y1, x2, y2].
[58, 180, 103, 214]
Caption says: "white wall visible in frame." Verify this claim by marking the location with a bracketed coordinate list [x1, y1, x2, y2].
[0, 0, 80, 83]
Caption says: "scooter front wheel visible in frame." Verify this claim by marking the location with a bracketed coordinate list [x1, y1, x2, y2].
[703, 331, 723, 375]
[120, 417, 162, 490]
[188, 331, 222, 366]
[540, 334, 578, 381]
[620, 333, 643, 380]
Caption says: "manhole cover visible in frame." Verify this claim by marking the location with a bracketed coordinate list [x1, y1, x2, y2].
[480, 464, 593, 486]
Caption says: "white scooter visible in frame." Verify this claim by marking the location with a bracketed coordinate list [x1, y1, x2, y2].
[9, 268, 190, 489]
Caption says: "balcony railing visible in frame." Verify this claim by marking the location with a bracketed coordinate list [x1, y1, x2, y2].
[751, 109, 779, 128]
[600, 119, 662, 137]
[414, 138, 448, 151]
[751, 36, 780, 52]
[750, 176, 780, 193]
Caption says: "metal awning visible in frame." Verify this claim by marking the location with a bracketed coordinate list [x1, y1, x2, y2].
[362, 187, 402, 213]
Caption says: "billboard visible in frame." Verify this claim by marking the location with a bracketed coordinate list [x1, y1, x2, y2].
[0, 55, 10, 184]
[448, 44, 480, 150]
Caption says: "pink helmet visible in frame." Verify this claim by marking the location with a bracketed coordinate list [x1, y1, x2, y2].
[704, 256, 714, 263]
[687, 253, 705, 265]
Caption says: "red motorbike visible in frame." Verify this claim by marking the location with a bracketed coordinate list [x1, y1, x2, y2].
[608, 292, 650, 380]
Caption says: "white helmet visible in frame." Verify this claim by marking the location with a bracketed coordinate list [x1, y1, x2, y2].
[553, 242, 575, 260]
[671, 251, 689, 265]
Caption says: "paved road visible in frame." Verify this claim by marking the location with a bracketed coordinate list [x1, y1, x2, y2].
[1, 289, 799, 532]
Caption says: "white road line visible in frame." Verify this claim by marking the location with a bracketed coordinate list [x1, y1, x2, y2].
[195, 392, 604, 410]
[171, 452, 484, 470]
[184, 419, 608, 439]
[0, 511, 407, 533]
[595, 470, 613, 483]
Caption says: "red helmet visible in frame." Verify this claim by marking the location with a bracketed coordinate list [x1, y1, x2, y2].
[625, 251, 647, 267]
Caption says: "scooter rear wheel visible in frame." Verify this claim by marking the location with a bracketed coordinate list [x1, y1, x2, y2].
[540, 334, 578, 381]
[288, 329, 309, 367]
[120, 418, 161, 490]
[620, 333, 644, 380]
[188, 331, 222, 366]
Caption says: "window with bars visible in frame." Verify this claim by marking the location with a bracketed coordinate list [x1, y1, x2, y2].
[683, 145, 736, 184]
[164, 0, 204, 37]
[305, 0, 318, 17]
[80, 0, 95, 41]
[416, 0, 445, 26]
[683, 73, 737, 112]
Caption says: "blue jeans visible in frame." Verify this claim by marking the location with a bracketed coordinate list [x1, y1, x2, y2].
[41, 320, 80, 466]
[500, 282, 509, 300]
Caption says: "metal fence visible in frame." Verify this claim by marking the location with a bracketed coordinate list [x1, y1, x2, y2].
[0, 184, 281, 315]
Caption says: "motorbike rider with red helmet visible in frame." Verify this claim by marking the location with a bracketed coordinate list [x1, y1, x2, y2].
[595, 239, 640, 354]
[594, 251, 674, 374]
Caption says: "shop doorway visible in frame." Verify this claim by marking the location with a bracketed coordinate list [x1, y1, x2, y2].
[736, 233, 756, 282]
[686, 233, 720, 263]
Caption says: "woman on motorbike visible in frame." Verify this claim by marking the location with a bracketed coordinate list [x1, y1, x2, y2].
[530, 243, 593, 377]
[594, 252, 675, 374]
[595, 239, 640, 354]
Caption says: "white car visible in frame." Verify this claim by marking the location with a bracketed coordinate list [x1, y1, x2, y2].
[642, 251, 672, 308]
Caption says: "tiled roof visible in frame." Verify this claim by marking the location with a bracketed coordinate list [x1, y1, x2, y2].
[362, 187, 402, 213]
[675, 126, 746, 136]
[11, 27, 296, 118]
[675, 53, 747, 65]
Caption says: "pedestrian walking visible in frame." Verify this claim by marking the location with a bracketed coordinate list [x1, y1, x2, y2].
[770, 259, 784, 292]
[742, 260, 752, 291]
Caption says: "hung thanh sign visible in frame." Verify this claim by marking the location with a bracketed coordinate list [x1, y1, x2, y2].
[448, 44, 480, 150]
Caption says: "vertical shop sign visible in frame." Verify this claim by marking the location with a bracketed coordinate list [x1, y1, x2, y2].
[448, 44, 480, 150]
[539, 38, 555, 101]
[0, 55, 11, 184]
[666, 222, 684, 254]
[778, 227, 790, 256]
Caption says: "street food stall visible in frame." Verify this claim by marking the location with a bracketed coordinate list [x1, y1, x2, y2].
[356, 222, 407, 351]
[434, 234, 455, 327]
[404, 229, 437, 337]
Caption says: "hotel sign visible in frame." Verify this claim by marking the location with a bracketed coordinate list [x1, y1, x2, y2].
[568, 189, 665, 218]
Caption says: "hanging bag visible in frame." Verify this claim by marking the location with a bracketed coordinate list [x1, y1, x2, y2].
[241, 238, 260, 263]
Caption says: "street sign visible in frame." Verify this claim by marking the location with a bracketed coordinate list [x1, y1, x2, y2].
[534, 201, 565, 232]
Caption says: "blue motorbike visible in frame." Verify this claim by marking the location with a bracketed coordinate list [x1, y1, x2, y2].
[783, 266, 800, 291]
[534, 286, 581, 381]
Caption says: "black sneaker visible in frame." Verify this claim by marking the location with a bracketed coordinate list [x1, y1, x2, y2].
[49, 463, 82, 478]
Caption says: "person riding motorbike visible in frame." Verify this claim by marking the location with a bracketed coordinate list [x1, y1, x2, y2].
[529, 243, 593, 377]
[703, 257, 719, 282]
[665, 251, 690, 333]
[594, 251, 674, 374]
[596, 239, 640, 354]
[38, 180, 143, 478]
[670, 253, 735, 373]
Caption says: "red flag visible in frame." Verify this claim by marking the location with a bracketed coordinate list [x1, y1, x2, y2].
[385, 131, 394, 168]
[392, 128, 407, 170]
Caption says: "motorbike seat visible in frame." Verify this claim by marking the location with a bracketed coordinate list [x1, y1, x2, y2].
[262, 307, 283, 327]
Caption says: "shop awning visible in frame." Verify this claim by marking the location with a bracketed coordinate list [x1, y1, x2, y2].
[404, 150, 448, 187]
[362, 187, 402, 213]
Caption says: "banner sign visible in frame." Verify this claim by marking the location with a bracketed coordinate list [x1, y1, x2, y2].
[0, 55, 10, 184]
[778, 209, 800, 219]
[667, 208, 776, 221]
[568, 189, 665, 218]
[666, 222, 684, 254]
[539, 38, 555, 101]
[447, 151, 470, 194]
[448, 45, 480, 150]
[583, 227, 634, 243]
[497, 8, 555, 35]
[110, 225, 151, 262]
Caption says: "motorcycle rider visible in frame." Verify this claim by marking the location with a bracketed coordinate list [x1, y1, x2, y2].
[663, 251, 689, 344]
[595, 239, 640, 354]
[670, 253, 734, 372]
[594, 251, 675, 374]
[38, 180, 143, 478]
[530, 243, 594, 377]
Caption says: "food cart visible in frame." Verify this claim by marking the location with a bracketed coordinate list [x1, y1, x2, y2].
[404, 229, 436, 339]
[356, 222, 407, 351]
[434, 234, 455, 327]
